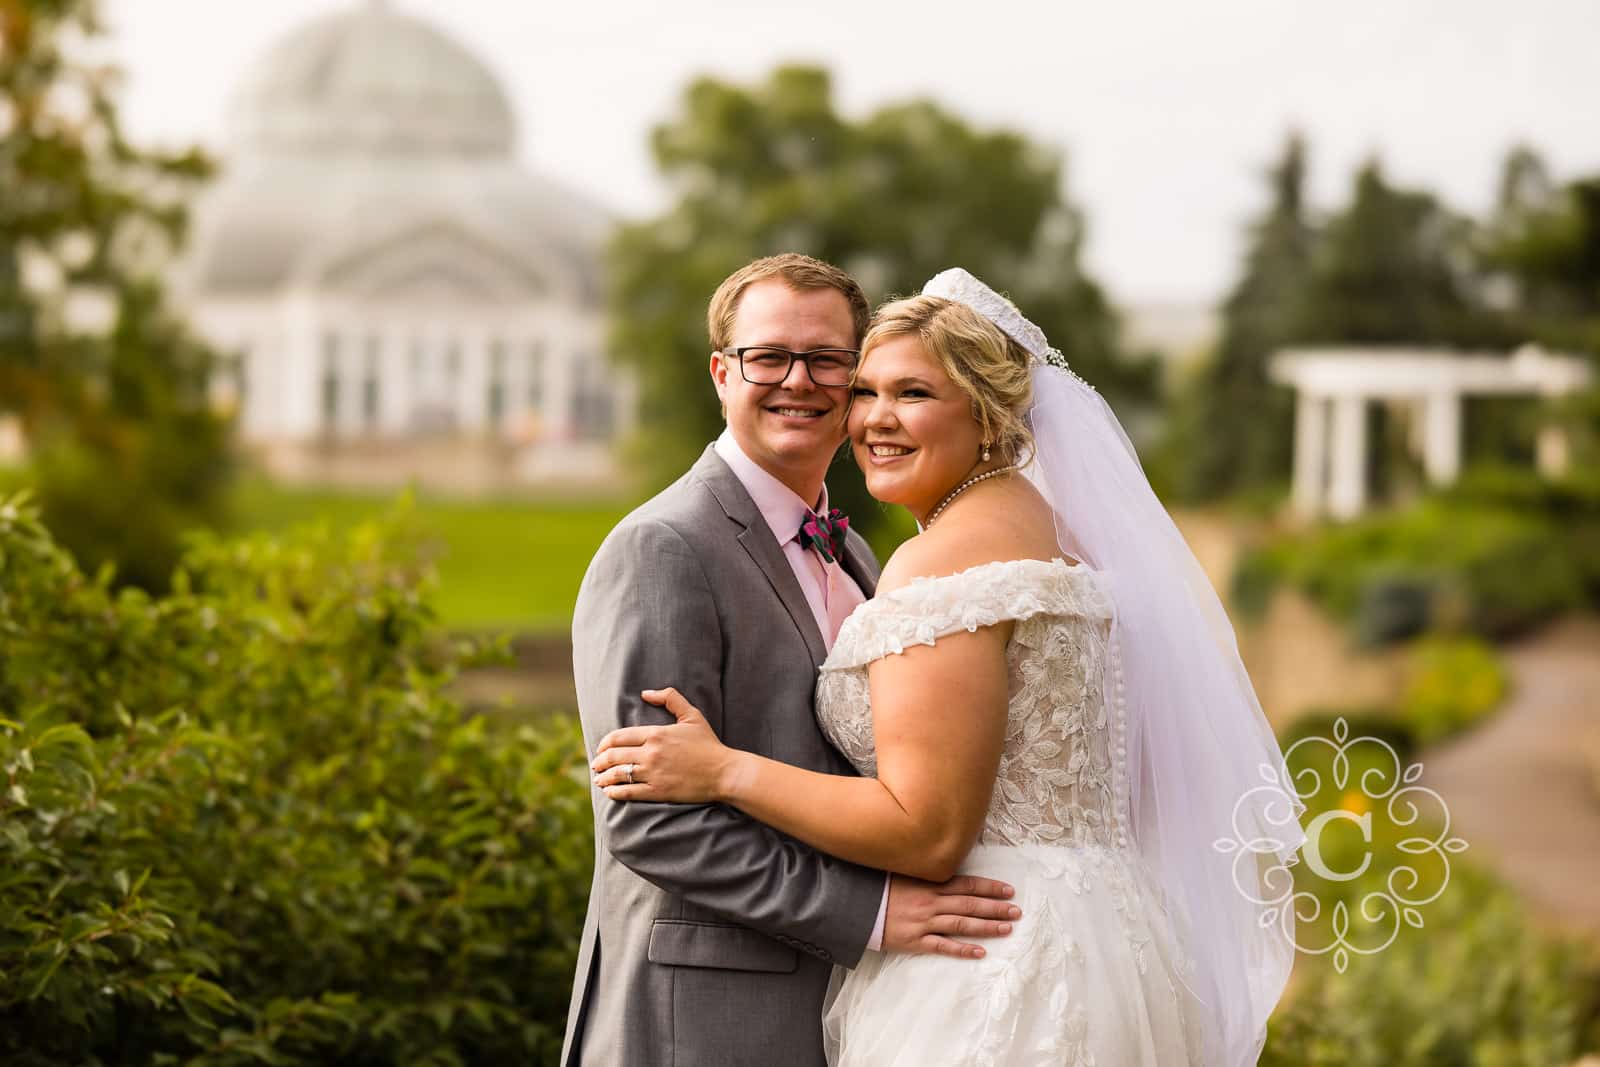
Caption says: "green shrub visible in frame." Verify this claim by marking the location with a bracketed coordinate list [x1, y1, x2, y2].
[1262, 716, 1600, 1064]
[1398, 636, 1510, 745]
[1354, 570, 1436, 646]
[1262, 862, 1600, 1066]
[1279, 707, 1418, 764]
[0, 494, 593, 1065]
[1233, 490, 1590, 643]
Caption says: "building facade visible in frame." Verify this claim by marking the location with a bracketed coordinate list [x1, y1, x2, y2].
[174, 1, 631, 491]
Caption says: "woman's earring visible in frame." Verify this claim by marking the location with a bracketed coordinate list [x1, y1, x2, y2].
[982, 441, 992, 462]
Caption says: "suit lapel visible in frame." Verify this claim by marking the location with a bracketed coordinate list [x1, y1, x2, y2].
[694, 447, 828, 671]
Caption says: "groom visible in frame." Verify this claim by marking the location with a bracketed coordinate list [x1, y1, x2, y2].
[562, 254, 1019, 1065]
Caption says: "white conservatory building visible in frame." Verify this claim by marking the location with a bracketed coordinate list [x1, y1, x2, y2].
[174, 2, 632, 491]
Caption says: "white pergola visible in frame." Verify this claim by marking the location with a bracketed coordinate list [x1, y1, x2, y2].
[1270, 345, 1594, 520]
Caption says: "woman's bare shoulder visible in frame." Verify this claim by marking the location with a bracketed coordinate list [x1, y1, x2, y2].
[877, 481, 1069, 595]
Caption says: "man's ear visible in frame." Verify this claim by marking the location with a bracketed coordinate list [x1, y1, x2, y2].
[709, 351, 729, 400]
[709, 352, 731, 420]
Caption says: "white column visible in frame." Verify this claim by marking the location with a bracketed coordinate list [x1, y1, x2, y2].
[459, 329, 490, 433]
[1422, 392, 1462, 485]
[1537, 426, 1571, 477]
[278, 294, 321, 438]
[337, 329, 362, 437]
[1328, 393, 1368, 520]
[379, 327, 409, 435]
[543, 331, 574, 441]
[1292, 390, 1329, 519]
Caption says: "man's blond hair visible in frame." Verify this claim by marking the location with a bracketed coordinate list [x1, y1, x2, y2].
[707, 254, 871, 351]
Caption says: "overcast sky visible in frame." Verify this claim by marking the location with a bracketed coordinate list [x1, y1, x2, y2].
[105, 0, 1598, 306]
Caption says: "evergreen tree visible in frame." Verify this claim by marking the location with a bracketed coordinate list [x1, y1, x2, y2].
[1298, 159, 1506, 347]
[1483, 145, 1600, 349]
[1173, 133, 1316, 500]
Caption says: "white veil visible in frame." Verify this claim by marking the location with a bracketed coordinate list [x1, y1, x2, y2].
[923, 269, 1306, 1066]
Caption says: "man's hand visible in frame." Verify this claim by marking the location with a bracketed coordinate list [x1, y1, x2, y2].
[881, 874, 1021, 959]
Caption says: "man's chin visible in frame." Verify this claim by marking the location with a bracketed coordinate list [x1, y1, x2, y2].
[756, 426, 845, 464]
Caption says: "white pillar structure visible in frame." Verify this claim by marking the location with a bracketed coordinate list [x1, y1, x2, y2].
[279, 293, 322, 438]
[1328, 393, 1368, 520]
[1422, 392, 1462, 484]
[1292, 391, 1330, 517]
[1272, 347, 1594, 520]
[459, 332, 490, 433]
[379, 327, 409, 435]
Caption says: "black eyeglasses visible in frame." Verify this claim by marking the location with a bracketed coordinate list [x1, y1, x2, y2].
[719, 346, 860, 387]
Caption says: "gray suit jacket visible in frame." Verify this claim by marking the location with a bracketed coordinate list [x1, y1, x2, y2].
[561, 446, 886, 1067]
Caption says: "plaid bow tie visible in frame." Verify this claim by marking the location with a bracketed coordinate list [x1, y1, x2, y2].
[798, 508, 849, 565]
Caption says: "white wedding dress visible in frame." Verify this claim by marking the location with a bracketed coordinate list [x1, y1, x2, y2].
[816, 558, 1208, 1066]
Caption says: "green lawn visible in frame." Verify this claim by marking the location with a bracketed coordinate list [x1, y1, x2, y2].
[231, 478, 632, 632]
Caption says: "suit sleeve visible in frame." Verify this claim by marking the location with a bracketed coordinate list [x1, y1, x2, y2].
[572, 517, 884, 967]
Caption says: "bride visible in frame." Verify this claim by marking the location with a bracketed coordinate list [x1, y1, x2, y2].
[589, 269, 1304, 1065]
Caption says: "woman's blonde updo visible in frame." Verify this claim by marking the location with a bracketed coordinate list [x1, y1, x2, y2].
[860, 295, 1035, 464]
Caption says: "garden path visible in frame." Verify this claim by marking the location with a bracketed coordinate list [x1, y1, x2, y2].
[1420, 616, 1600, 938]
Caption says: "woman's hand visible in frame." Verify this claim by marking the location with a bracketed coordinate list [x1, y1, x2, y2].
[592, 688, 742, 803]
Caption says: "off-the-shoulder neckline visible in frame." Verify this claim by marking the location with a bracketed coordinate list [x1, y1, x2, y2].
[879, 556, 1092, 598]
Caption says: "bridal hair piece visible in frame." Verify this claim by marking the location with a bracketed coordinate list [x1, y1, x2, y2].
[923, 268, 1307, 1067]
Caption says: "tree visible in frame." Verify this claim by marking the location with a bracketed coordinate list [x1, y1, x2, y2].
[1171, 132, 1317, 500]
[1297, 159, 1506, 348]
[1480, 146, 1600, 470]
[608, 66, 1144, 540]
[1483, 145, 1600, 351]
[0, 0, 230, 589]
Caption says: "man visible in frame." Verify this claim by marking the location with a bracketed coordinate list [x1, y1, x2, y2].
[562, 254, 1019, 1065]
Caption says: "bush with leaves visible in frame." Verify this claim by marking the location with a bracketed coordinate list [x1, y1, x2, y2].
[1231, 470, 1600, 642]
[1398, 636, 1509, 745]
[1262, 860, 1600, 1066]
[0, 495, 592, 1066]
[1261, 712, 1600, 1065]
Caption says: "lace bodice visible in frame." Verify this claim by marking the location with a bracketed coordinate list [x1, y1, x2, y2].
[816, 558, 1133, 851]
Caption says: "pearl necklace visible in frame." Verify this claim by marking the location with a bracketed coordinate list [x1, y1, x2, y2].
[924, 465, 1018, 528]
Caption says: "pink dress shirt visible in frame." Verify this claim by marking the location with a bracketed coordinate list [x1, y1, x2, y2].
[713, 431, 891, 951]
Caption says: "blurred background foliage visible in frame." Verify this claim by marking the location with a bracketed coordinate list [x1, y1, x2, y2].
[1260, 713, 1600, 1066]
[1162, 132, 1600, 505]
[1232, 466, 1600, 645]
[607, 64, 1153, 545]
[0, 0, 232, 592]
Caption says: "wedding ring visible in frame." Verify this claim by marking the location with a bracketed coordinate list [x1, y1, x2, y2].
[622, 763, 635, 785]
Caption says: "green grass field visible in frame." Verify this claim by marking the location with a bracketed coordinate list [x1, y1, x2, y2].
[231, 478, 632, 632]
[5, 461, 918, 633]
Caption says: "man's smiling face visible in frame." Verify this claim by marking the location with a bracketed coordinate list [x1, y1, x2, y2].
[710, 279, 857, 502]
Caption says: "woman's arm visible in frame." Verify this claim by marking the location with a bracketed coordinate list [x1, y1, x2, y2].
[593, 618, 1013, 883]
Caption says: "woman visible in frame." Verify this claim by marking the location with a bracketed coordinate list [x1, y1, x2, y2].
[590, 270, 1304, 1065]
